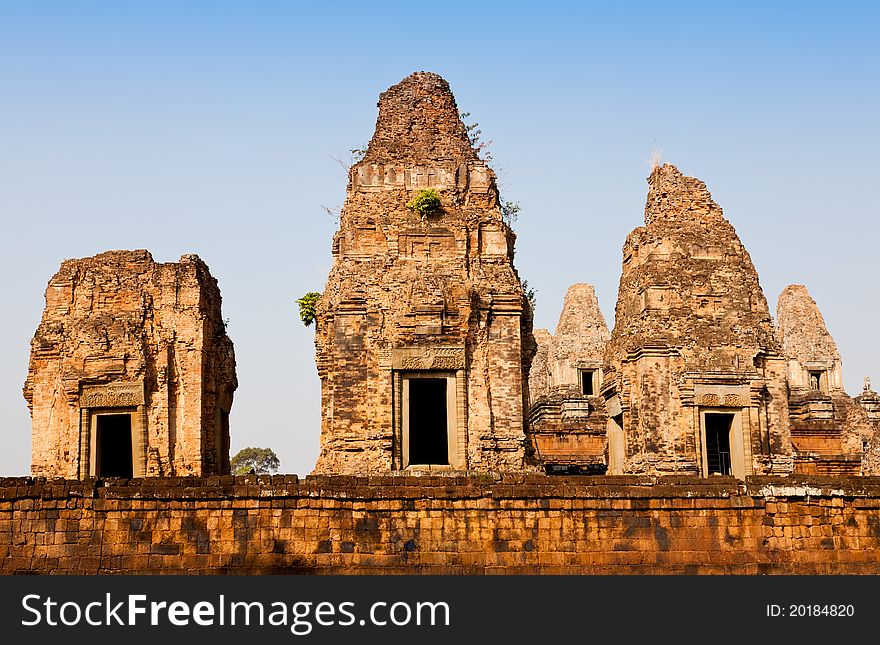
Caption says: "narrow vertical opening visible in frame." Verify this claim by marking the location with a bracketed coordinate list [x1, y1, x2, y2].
[704, 413, 733, 476]
[580, 370, 595, 396]
[408, 378, 448, 465]
[607, 413, 625, 475]
[96, 414, 133, 478]
[220, 409, 230, 474]
[808, 370, 824, 391]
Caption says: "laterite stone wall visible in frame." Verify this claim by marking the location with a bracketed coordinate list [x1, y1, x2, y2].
[3, 475, 880, 574]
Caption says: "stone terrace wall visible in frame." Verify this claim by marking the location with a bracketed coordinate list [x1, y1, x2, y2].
[3, 476, 880, 574]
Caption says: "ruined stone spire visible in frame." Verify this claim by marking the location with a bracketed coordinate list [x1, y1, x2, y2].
[609, 163, 776, 354]
[363, 71, 479, 164]
[603, 163, 791, 476]
[24, 250, 237, 478]
[777, 285, 841, 365]
[644, 163, 725, 226]
[553, 284, 610, 360]
[527, 284, 609, 404]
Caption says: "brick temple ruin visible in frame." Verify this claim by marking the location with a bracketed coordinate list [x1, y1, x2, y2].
[601, 163, 794, 478]
[310, 73, 878, 479]
[312, 72, 534, 475]
[778, 284, 879, 474]
[532, 166, 880, 478]
[528, 284, 610, 473]
[7, 70, 880, 575]
[23, 250, 237, 478]
[21, 72, 878, 484]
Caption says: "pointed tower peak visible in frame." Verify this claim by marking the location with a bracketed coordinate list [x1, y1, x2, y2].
[553, 283, 609, 355]
[779, 283, 810, 299]
[555, 284, 603, 335]
[777, 284, 841, 363]
[363, 71, 478, 164]
[644, 163, 724, 226]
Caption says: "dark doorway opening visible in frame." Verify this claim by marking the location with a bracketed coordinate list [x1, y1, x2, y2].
[219, 409, 230, 474]
[97, 414, 133, 478]
[705, 413, 732, 476]
[581, 370, 595, 396]
[408, 379, 448, 465]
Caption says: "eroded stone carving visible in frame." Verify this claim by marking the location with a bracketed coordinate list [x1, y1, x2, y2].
[80, 382, 146, 408]
[392, 347, 465, 371]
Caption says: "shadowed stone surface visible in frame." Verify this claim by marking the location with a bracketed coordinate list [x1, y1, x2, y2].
[4, 475, 880, 575]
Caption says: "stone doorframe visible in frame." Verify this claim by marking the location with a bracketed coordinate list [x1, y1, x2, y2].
[698, 407, 746, 480]
[391, 347, 468, 470]
[77, 381, 148, 478]
[397, 371, 461, 470]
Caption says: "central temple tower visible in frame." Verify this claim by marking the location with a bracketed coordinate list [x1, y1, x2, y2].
[313, 72, 534, 474]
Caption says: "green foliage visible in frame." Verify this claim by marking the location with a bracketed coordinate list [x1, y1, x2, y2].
[521, 279, 537, 311]
[297, 291, 321, 327]
[460, 112, 493, 163]
[501, 199, 521, 226]
[231, 447, 280, 475]
[350, 144, 368, 163]
[406, 188, 442, 218]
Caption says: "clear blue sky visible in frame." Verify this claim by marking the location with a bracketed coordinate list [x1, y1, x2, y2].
[1, 1, 877, 476]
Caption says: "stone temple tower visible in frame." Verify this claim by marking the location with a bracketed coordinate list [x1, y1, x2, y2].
[602, 164, 793, 477]
[778, 284, 875, 474]
[313, 72, 534, 475]
[24, 250, 237, 479]
[527, 284, 610, 473]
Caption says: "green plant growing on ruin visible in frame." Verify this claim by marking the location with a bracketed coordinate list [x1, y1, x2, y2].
[501, 199, 521, 226]
[350, 144, 368, 163]
[461, 112, 523, 229]
[297, 292, 321, 327]
[521, 279, 537, 311]
[461, 112, 493, 163]
[406, 188, 442, 218]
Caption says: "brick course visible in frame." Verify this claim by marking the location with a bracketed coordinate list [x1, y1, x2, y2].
[2, 476, 880, 574]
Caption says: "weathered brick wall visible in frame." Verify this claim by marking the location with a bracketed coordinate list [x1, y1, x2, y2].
[24, 250, 237, 478]
[3, 475, 880, 574]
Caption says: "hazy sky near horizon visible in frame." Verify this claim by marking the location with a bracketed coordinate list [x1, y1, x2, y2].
[1, 1, 877, 476]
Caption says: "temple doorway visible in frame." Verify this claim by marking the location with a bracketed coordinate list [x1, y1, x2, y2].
[407, 378, 449, 465]
[96, 414, 133, 478]
[703, 413, 734, 476]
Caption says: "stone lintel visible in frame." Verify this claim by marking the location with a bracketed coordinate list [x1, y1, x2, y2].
[692, 384, 751, 408]
[392, 346, 465, 371]
[79, 381, 145, 408]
